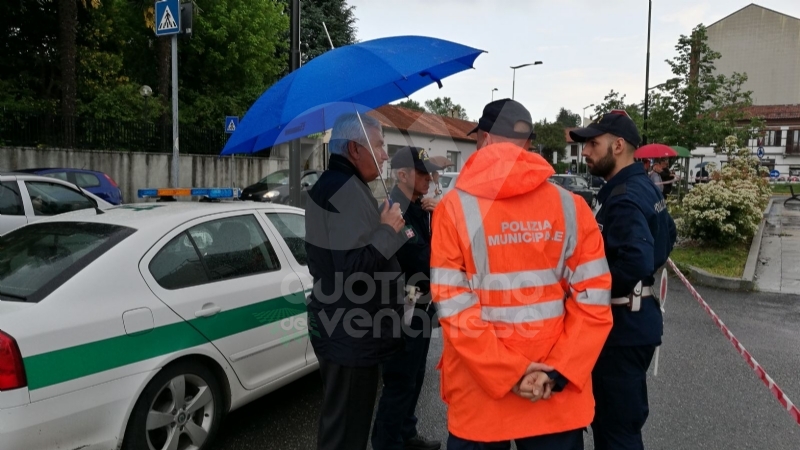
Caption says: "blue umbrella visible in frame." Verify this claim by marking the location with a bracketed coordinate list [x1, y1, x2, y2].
[220, 35, 485, 156]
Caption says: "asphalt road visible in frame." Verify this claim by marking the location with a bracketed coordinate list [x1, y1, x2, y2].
[213, 277, 800, 449]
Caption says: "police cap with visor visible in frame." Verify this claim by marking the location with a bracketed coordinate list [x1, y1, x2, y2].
[569, 109, 641, 148]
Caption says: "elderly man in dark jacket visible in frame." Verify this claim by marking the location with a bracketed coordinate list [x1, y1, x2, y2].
[305, 112, 407, 450]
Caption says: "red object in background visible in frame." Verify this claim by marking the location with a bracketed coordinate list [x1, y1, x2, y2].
[634, 143, 678, 159]
[103, 173, 118, 188]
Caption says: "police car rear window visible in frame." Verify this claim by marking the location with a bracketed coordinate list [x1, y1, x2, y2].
[0, 222, 135, 303]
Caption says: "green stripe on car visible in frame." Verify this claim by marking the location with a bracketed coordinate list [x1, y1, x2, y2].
[24, 291, 308, 391]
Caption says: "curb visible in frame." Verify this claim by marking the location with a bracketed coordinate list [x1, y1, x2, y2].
[684, 199, 773, 292]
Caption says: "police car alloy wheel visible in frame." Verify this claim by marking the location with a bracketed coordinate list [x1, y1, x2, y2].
[122, 361, 224, 450]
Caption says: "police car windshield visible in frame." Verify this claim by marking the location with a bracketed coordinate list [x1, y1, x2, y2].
[0, 222, 135, 302]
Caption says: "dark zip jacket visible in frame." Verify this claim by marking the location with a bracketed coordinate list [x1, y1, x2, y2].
[305, 154, 407, 366]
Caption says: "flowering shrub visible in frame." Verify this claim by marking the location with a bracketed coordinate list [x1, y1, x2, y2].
[679, 136, 771, 245]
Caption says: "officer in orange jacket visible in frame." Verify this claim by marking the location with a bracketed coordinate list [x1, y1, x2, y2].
[430, 99, 614, 449]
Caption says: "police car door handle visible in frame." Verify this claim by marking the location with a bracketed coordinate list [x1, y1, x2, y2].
[195, 304, 221, 318]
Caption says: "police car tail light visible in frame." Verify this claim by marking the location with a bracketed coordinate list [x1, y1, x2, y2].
[137, 188, 241, 199]
[0, 329, 26, 391]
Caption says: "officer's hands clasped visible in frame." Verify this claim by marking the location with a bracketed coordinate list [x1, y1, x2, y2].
[511, 362, 557, 403]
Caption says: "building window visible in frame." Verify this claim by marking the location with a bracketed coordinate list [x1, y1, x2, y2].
[387, 145, 404, 159]
[760, 130, 782, 147]
[788, 130, 800, 155]
[570, 144, 579, 157]
[446, 151, 460, 172]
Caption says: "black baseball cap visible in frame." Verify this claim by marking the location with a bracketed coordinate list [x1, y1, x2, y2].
[390, 146, 444, 173]
[569, 109, 641, 147]
[467, 98, 535, 140]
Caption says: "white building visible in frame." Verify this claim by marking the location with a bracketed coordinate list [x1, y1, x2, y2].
[690, 4, 800, 179]
[691, 105, 800, 179]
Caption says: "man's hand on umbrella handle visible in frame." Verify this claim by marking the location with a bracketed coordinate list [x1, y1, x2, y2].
[381, 200, 405, 233]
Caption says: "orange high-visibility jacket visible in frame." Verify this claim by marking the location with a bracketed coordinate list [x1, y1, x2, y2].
[431, 143, 613, 441]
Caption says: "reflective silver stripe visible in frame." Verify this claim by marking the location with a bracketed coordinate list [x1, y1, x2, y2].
[431, 268, 470, 288]
[573, 288, 611, 306]
[481, 300, 565, 324]
[437, 292, 479, 318]
[474, 269, 560, 291]
[457, 190, 490, 277]
[567, 258, 610, 285]
[556, 187, 578, 278]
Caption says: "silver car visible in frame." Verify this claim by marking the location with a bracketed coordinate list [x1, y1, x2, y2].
[0, 172, 113, 235]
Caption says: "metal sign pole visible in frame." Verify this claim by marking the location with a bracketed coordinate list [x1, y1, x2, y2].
[171, 33, 179, 188]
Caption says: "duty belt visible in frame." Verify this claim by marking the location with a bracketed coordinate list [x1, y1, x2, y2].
[610, 282, 656, 312]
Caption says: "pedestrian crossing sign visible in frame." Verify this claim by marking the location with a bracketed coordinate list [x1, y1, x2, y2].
[155, 0, 180, 37]
[225, 116, 239, 134]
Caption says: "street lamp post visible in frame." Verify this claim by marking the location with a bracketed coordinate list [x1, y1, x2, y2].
[579, 103, 595, 175]
[643, 0, 653, 145]
[510, 61, 542, 100]
[492, 88, 498, 101]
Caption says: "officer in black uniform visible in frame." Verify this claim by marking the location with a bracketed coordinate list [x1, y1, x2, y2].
[372, 147, 442, 450]
[570, 110, 677, 450]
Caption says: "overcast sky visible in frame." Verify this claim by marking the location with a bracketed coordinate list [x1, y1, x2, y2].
[347, 0, 800, 123]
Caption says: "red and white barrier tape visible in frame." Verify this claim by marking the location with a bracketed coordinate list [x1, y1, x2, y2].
[667, 259, 800, 426]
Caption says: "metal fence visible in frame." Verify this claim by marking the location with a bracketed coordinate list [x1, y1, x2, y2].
[0, 109, 259, 156]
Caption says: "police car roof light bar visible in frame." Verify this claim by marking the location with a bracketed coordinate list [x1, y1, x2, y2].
[138, 188, 241, 199]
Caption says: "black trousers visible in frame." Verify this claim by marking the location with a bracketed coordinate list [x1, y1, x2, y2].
[316, 357, 380, 450]
[371, 321, 432, 450]
[447, 429, 584, 450]
[591, 345, 657, 450]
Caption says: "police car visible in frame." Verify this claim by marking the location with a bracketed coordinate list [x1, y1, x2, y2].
[0, 188, 315, 450]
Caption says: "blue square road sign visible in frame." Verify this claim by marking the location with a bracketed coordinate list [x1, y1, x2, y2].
[155, 0, 181, 37]
[225, 116, 239, 134]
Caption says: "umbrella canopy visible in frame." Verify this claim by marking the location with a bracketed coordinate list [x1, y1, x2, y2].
[221, 36, 485, 155]
[695, 161, 711, 168]
[671, 146, 692, 158]
[635, 143, 678, 159]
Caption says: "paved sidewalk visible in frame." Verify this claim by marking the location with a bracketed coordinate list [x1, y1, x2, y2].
[756, 197, 800, 294]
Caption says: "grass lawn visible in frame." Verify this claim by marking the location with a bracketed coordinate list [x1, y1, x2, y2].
[771, 183, 800, 195]
[670, 241, 750, 278]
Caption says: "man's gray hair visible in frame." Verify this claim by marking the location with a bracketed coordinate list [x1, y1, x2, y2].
[329, 113, 382, 156]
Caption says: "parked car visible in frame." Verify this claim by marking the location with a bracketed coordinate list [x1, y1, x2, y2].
[0, 172, 113, 235]
[0, 199, 316, 450]
[17, 168, 123, 205]
[240, 169, 321, 207]
[548, 174, 597, 207]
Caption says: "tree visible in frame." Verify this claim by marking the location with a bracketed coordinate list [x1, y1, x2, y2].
[395, 99, 425, 113]
[425, 97, 468, 120]
[533, 120, 567, 162]
[58, 0, 78, 121]
[178, 0, 289, 127]
[645, 25, 763, 150]
[593, 90, 644, 132]
[0, 0, 60, 111]
[555, 107, 581, 127]
[278, 0, 357, 70]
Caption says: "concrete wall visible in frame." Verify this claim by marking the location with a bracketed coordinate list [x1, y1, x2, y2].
[707, 5, 800, 105]
[1, 147, 290, 203]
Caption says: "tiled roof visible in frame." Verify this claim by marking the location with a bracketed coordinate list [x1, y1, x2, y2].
[565, 127, 577, 144]
[367, 105, 477, 142]
[744, 104, 800, 120]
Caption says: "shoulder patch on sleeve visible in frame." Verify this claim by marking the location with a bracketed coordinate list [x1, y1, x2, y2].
[610, 183, 627, 198]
